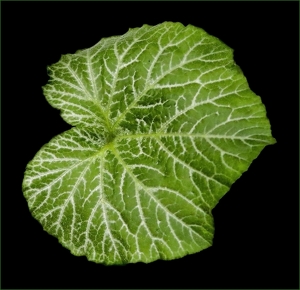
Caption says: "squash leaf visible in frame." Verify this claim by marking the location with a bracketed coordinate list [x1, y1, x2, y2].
[22, 22, 276, 264]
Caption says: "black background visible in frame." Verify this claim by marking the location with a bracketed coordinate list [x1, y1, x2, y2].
[2, 2, 299, 289]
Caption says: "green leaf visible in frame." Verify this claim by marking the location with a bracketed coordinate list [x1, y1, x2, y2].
[22, 22, 276, 265]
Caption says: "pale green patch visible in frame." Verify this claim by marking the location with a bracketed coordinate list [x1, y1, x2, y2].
[22, 22, 276, 265]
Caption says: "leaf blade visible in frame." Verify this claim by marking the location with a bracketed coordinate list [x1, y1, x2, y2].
[23, 22, 275, 264]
